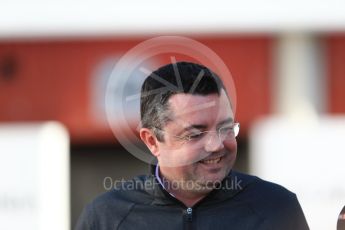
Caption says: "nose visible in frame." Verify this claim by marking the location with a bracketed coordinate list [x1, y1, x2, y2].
[204, 132, 224, 153]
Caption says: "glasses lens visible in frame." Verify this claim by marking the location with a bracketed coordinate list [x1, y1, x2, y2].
[219, 123, 240, 140]
[234, 123, 240, 137]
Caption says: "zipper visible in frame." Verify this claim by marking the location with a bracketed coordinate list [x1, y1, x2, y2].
[157, 180, 218, 229]
[184, 207, 193, 230]
[186, 207, 193, 221]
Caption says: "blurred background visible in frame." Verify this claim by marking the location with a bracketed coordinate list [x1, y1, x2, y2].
[1, 1, 345, 229]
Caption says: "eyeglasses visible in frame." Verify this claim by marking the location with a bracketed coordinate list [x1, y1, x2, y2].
[154, 122, 240, 145]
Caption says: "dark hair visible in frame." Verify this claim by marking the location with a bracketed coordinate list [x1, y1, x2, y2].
[140, 61, 225, 141]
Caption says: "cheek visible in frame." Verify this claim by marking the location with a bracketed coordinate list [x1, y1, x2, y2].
[224, 139, 237, 152]
[178, 146, 203, 164]
[158, 146, 201, 167]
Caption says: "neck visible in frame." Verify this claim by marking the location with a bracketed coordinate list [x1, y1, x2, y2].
[165, 186, 206, 207]
[157, 166, 210, 207]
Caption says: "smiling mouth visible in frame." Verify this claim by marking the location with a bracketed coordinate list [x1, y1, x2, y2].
[199, 156, 222, 164]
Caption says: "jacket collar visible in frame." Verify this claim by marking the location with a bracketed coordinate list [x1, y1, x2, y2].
[147, 164, 256, 207]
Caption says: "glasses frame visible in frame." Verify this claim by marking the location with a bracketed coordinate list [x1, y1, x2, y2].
[153, 122, 240, 145]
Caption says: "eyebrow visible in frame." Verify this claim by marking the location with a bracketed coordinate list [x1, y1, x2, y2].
[216, 118, 234, 129]
[177, 117, 234, 135]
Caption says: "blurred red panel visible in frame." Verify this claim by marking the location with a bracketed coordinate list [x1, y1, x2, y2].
[0, 35, 273, 144]
[325, 34, 345, 114]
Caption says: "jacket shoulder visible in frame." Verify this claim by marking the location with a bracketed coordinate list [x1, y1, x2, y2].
[231, 171, 309, 229]
[232, 170, 296, 200]
[75, 175, 155, 230]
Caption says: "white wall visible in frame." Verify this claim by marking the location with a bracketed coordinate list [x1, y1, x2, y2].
[0, 122, 70, 230]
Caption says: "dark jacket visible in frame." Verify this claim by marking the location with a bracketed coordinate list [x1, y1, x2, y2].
[75, 170, 309, 230]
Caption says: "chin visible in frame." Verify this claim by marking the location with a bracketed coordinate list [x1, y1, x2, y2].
[200, 170, 228, 186]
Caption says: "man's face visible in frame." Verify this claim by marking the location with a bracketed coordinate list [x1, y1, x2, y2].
[157, 89, 237, 189]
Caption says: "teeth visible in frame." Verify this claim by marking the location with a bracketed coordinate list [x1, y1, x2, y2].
[201, 157, 221, 164]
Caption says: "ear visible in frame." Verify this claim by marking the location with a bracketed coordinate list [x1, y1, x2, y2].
[139, 128, 160, 157]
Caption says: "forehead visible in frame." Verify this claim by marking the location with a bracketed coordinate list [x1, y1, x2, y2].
[167, 90, 233, 126]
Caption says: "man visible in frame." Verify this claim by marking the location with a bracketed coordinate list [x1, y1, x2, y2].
[75, 62, 309, 229]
